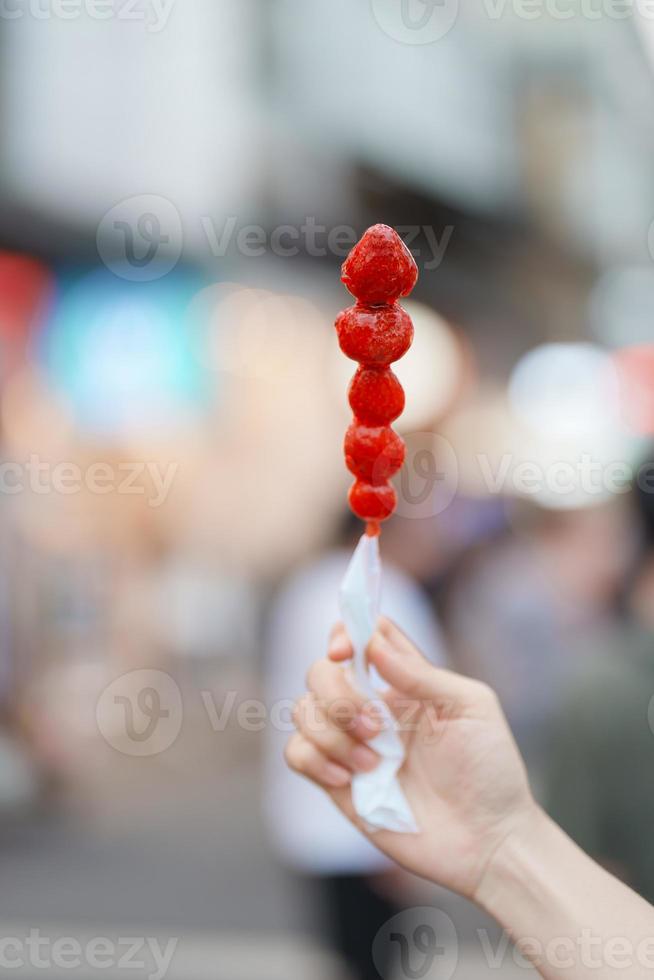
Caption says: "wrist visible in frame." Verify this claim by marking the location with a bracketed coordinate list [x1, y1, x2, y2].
[475, 803, 558, 923]
[473, 800, 654, 978]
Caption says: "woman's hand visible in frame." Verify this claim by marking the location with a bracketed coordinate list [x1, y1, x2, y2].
[285, 617, 538, 901]
[287, 617, 654, 980]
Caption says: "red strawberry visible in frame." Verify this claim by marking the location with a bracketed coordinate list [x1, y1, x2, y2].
[344, 422, 405, 483]
[348, 479, 397, 522]
[335, 302, 413, 365]
[341, 224, 418, 305]
[348, 366, 405, 426]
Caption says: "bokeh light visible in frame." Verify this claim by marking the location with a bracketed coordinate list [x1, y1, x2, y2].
[508, 343, 621, 441]
[42, 268, 207, 440]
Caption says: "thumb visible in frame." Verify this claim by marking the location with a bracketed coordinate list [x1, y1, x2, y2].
[367, 631, 474, 710]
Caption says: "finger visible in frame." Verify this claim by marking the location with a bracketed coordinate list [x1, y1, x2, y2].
[307, 658, 366, 716]
[284, 733, 352, 789]
[328, 617, 415, 663]
[367, 631, 475, 708]
[327, 623, 352, 662]
[307, 657, 382, 739]
[328, 783, 369, 834]
[377, 616, 422, 657]
[293, 695, 379, 773]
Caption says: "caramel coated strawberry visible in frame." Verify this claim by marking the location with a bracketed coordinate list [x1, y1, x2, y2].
[344, 422, 405, 483]
[341, 224, 417, 305]
[335, 303, 413, 365]
[336, 225, 417, 531]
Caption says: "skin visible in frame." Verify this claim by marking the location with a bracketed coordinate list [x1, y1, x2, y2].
[286, 618, 654, 979]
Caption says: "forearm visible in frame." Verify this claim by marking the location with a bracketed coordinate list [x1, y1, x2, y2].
[476, 806, 654, 979]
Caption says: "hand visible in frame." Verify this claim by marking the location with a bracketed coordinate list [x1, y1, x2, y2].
[285, 617, 538, 901]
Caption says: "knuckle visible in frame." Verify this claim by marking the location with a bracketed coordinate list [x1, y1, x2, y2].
[326, 696, 356, 730]
[329, 725, 351, 753]
[303, 690, 317, 712]
[291, 697, 304, 729]
[305, 658, 327, 693]
[378, 616, 401, 642]
[328, 621, 345, 642]
[284, 734, 303, 771]
[401, 677, 421, 699]
[473, 680, 497, 704]
[375, 619, 395, 646]
[402, 666, 428, 698]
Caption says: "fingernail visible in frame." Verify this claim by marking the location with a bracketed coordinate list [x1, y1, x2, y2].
[329, 636, 350, 657]
[324, 762, 351, 788]
[352, 745, 379, 772]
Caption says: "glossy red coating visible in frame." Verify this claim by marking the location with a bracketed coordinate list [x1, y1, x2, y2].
[348, 480, 397, 522]
[344, 422, 405, 483]
[341, 224, 418, 305]
[348, 366, 405, 426]
[335, 302, 413, 365]
[336, 225, 417, 529]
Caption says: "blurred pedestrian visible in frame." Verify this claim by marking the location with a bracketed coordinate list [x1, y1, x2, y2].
[546, 452, 654, 901]
[443, 501, 630, 794]
[263, 514, 446, 980]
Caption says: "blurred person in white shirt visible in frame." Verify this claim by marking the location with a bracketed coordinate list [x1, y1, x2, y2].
[263, 513, 445, 980]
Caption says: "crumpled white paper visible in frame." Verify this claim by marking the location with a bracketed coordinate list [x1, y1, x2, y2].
[338, 533, 418, 833]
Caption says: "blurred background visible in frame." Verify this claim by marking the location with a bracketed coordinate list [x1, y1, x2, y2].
[1, 0, 654, 977]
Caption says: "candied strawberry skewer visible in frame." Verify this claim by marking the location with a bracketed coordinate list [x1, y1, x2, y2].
[335, 224, 418, 536]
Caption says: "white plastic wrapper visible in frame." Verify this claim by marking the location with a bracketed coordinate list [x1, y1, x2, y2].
[338, 532, 418, 833]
